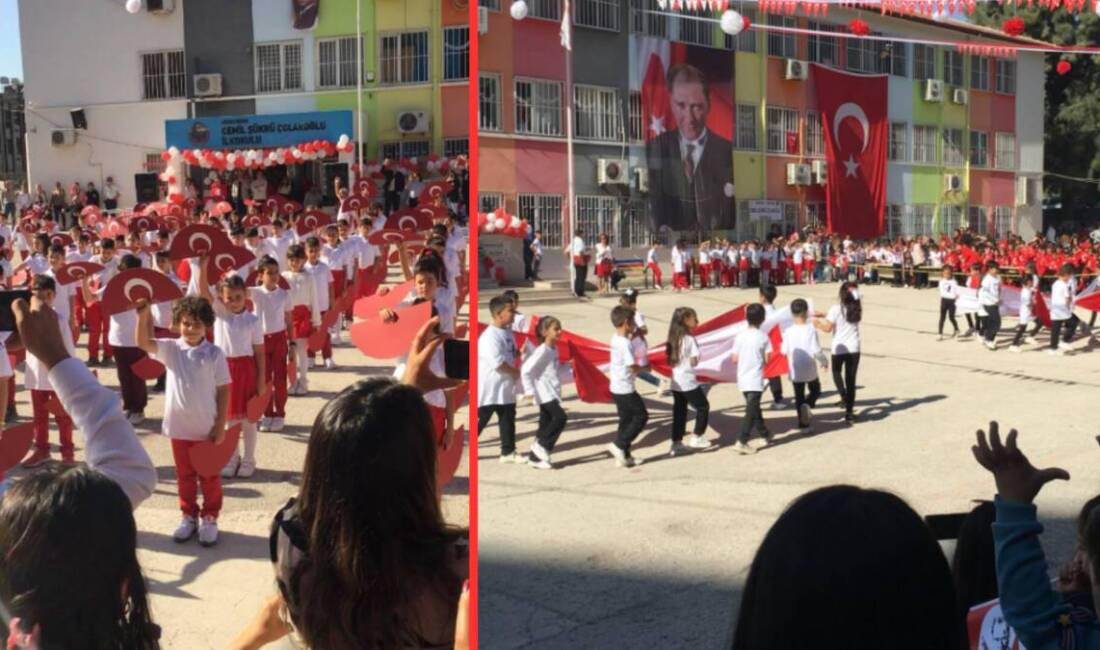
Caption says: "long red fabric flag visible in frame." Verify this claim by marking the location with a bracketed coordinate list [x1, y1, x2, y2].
[568, 340, 614, 403]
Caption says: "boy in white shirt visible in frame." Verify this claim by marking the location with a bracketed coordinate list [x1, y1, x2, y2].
[759, 285, 787, 409]
[781, 299, 828, 429]
[20, 275, 78, 467]
[1049, 263, 1080, 355]
[477, 296, 520, 463]
[670, 240, 686, 292]
[731, 303, 772, 454]
[530, 230, 544, 281]
[265, 219, 296, 270]
[978, 262, 1002, 351]
[1009, 274, 1036, 353]
[304, 237, 336, 370]
[135, 295, 230, 547]
[607, 305, 648, 468]
[937, 265, 960, 340]
[86, 238, 120, 365]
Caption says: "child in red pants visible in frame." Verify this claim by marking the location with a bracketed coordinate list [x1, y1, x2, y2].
[135, 295, 230, 547]
[249, 256, 292, 432]
[85, 238, 119, 365]
[283, 244, 320, 397]
[21, 274, 77, 466]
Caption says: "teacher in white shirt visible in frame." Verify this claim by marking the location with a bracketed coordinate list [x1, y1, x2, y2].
[570, 229, 589, 299]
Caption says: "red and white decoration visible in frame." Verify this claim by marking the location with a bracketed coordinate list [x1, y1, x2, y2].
[477, 208, 531, 239]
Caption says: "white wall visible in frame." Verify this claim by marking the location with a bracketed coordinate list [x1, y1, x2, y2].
[1016, 50, 1044, 237]
[252, 0, 316, 116]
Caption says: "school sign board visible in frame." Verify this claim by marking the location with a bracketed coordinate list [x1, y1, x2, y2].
[165, 110, 354, 150]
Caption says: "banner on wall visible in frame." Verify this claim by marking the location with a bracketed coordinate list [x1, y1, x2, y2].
[635, 36, 735, 234]
[165, 110, 354, 150]
[293, 0, 320, 30]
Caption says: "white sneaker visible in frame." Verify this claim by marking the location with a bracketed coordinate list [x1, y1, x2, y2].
[499, 452, 524, 464]
[173, 516, 198, 543]
[936, 335, 944, 342]
[669, 441, 690, 457]
[290, 382, 308, 397]
[733, 441, 757, 455]
[530, 441, 550, 463]
[984, 341, 997, 351]
[770, 399, 787, 410]
[606, 443, 635, 468]
[307, 359, 317, 369]
[528, 458, 553, 470]
[1026, 336, 1038, 345]
[197, 516, 219, 547]
[686, 434, 712, 450]
[127, 411, 145, 426]
[1008, 345, 1022, 353]
[220, 454, 240, 478]
[1048, 348, 1064, 356]
[237, 460, 256, 478]
[656, 378, 671, 397]
[268, 417, 285, 431]
[798, 403, 812, 428]
[258, 417, 271, 432]
[324, 358, 336, 370]
[1059, 342, 1072, 351]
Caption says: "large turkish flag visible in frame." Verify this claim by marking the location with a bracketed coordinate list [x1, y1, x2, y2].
[812, 64, 888, 239]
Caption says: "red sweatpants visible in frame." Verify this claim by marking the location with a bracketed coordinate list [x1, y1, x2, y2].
[698, 264, 710, 288]
[647, 262, 663, 287]
[74, 290, 87, 330]
[170, 438, 223, 518]
[673, 272, 689, 290]
[794, 265, 803, 284]
[85, 301, 112, 360]
[31, 390, 73, 456]
[264, 331, 289, 418]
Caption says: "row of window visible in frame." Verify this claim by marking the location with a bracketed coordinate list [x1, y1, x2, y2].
[140, 28, 469, 100]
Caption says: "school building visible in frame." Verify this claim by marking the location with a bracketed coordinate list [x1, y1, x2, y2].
[17, 0, 469, 207]
[477, 0, 1045, 254]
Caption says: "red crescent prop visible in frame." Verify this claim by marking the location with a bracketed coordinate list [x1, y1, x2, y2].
[132, 356, 166, 380]
[212, 201, 234, 216]
[246, 387, 273, 423]
[141, 202, 166, 216]
[295, 209, 332, 238]
[128, 215, 158, 234]
[0, 423, 35, 474]
[18, 219, 37, 234]
[83, 211, 103, 227]
[80, 205, 101, 217]
[352, 280, 413, 319]
[244, 270, 291, 290]
[11, 264, 28, 287]
[436, 425, 465, 490]
[101, 268, 184, 316]
[421, 180, 454, 200]
[243, 213, 271, 229]
[367, 229, 409, 247]
[187, 423, 243, 477]
[162, 214, 185, 231]
[280, 200, 303, 215]
[55, 261, 105, 285]
[353, 178, 378, 199]
[205, 246, 255, 281]
[103, 219, 128, 238]
[168, 223, 231, 260]
[350, 300, 433, 360]
[339, 196, 363, 214]
[167, 204, 185, 218]
[264, 197, 284, 214]
[48, 233, 73, 248]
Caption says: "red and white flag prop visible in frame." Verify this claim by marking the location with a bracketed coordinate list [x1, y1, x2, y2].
[1075, 276, 1100, 312]
[966, 598, 1026, 650]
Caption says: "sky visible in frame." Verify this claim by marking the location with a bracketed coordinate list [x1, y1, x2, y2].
[0, 0, 22, 81]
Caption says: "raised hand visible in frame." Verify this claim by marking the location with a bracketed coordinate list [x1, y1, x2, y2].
[971, 421, 1069, 504]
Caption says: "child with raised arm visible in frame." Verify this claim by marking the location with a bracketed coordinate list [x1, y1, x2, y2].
[83, 254, 147, 424]
[731, 303, 772, 455]
[607, 305, 648, 468]
[135, 295, 230, 547]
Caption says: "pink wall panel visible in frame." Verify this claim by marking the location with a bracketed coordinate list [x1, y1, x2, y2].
[441, 85, 469, 137]
[512, 19, 568, 79]
[478, 139, 517, 195]
[513, 140, 568, 195]
[970, 169, 1015, 206]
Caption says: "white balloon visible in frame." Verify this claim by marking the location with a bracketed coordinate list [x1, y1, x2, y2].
[125, 0, 142, 14]
[168, 146, 180, 157]
[495, 218, 507, 230]
[724, 182, 735, 198]
[509, 216, 521, 229]
[485, 221, 496, 232]
[510, 0, 529, 20]
[720, 10, 744, 36]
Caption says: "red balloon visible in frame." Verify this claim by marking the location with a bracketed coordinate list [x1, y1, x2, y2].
[167, 176, 176, 185]
[160, 151, 171, 161]
[1057, 60, 1072, 75]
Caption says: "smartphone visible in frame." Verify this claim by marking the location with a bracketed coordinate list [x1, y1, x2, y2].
[925, 513, 967, 541]
[443, 339, 469, 380]
[0, 290, 31, 332]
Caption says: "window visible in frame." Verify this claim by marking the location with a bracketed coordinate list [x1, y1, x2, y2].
[380, 140, 430, 160]
[518, 194, 564, 247]
[767, 15, 797, 59]
[624, 202, 659, 247]
[575, 0, 619, 31]
[734, 7, 757, 52]
[944, 50, 963, 86]
[628, 91, 643, 142]
[805, 111, 824, 157]
[993, 206, 1013, 238]
[942, 204, 964, 234]
[443, 26, 469, 81]
[479, 74, 502, 131]
[912, 125, 938, 164]
[255, 41, 302, 93]
[995, 132, 1016, 170]
[995, 59, 1016, 94]
[889, 122, 908, 161]
[480, 0, 501, 8]
[806, 202, 825, 230]
[443, 138, 469, 158]
[882, 41, 908, 77]
[914, 45, 937, 81]
[969, 206, 988, 234]
[317, 36, 362, 89]
[971, 56, 989, 90]
[380, 31, 429, 84]
[574, 85, 622, 141]
[576, 195, 619, 245]
[515, 78, 564, 136]
[943, 128, 964, 166]
[144, 153, 167, 174]
[846, 32, 877, 74]
[141, 50, 186, 100]
[479, 192, 504, 212]
[912, 205, 935, 237]
[808, 22, 839, 66]
[736, 104, 758, 150]
[766, 106, 800, 154]
[528, 0, 561, 20]
[970, 130, 988, 167]
[630, 0, 668, 38]
[677, 8, 711, 46]
[886, 205, 905, 238]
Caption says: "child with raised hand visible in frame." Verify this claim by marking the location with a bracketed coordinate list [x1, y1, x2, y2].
[607, 305, 648, 468]
[781, 298, 828, 430]
[520, 316, 567, 470]
[135, 295, 231, 547]
[666, 307, 712, 456]
[282, 243, 320, 396]
[20, 275, 78, 468]
[249, 256, 293, 432]
[731, 303, 772, 455]
[196, 264, 266, 479]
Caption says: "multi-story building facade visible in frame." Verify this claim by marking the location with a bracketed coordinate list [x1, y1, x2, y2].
[478, 0, 1043, 258]
[0, 80, 26, 185]
[19, 0, 469, 207]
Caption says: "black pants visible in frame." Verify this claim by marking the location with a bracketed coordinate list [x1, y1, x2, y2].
[831, 352, 861, 415]
[612, 392, 648, 453]
[739, 391, 767, 443]
[477, 404, 517, 455]
[1012, 324, 1029, 347]
[938, 298, 958, 335]
[573, 264, 588, 297]
[767, 376, 784, 402]
[535, 400, 567, 453]
[1051, 316, 1080, 349]
[384, 191, 400, 214]
[983, 308, 1001, 343]
[965, 313, 983, 334]
[104, 198, 117, 212]
[671, 387, 709, 442]
[793, 379, 821, 411]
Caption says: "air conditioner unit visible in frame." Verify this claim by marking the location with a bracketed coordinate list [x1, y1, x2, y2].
[944, 173, 963, 192]
[396, 111, 430, 134]
[146, 0, 175, 14]
[952, 88, 968, 105]
[193, 73, 223, 97]
[597, 158, 629, 186]
[924, 79, 945, 103]
[50, 129, 76, 147]
[785, 59, 808, 81]
[811, 159, 828, 185]
[786, 163, 811, 186]
[634, 167, 650, 194]
[478, 6, 489, 34]
[1016, 177, 1035, 206]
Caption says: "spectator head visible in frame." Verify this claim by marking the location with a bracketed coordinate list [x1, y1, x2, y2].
[1060, 263, 1075, 278]
[731, 485, 960, 650]
[746, 303, 765, 327]
[952, 501, 998, 617]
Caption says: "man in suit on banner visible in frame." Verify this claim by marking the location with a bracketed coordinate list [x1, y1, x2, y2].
[646, 63, 734, 234]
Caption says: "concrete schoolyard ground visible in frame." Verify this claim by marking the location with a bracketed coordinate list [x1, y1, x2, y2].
[6, 306, 469, 648]
[477, 281, 1100, 649]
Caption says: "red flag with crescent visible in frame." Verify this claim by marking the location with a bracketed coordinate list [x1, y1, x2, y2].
[812, 63, 888, 239]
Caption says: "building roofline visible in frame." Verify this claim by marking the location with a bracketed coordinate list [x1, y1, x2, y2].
[886, 13, 1051, 47]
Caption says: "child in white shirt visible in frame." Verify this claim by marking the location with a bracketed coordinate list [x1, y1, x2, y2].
[282, 244, 321, 396]
[979, 262, 1003, 350]
[731, 303, 771, 454]
[477, 296, 520, 462]
[250, 256, 293, 431]
[1049, 263, 1080, 355]
[304, 237, 336, 370]
[530, 230, 544, 281]
[666, 307, 711, 456]
[937, 265, 960, 340]
[1009, 274, 1036, 353]
[781, 299, 828, 429]
[520, 316, 567, 469]
[607, 305, 648, 468]
[20, 275, 78, 467]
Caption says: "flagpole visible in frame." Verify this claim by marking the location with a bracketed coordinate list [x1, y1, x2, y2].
[564, 0, 576, 294]
[356, 0, 364, 180]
